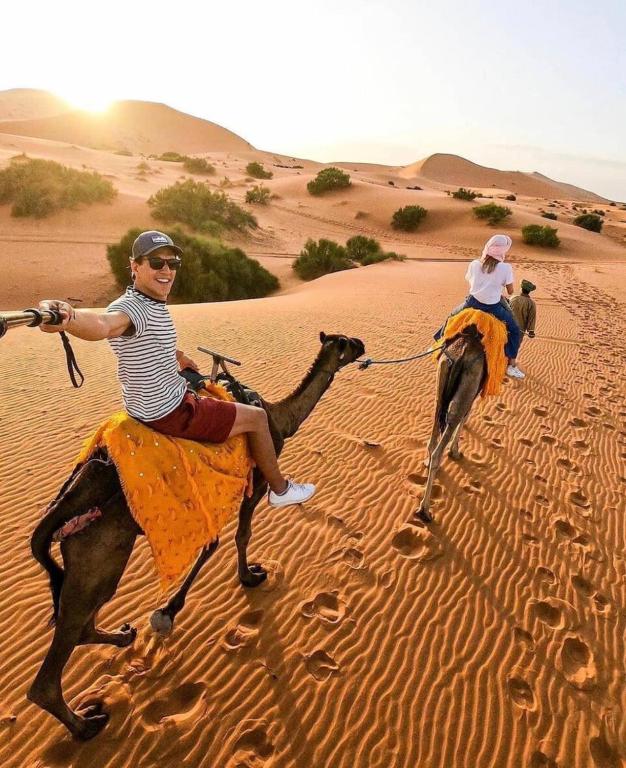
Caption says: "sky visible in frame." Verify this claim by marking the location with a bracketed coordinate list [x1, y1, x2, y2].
[2, 0, 625, 199]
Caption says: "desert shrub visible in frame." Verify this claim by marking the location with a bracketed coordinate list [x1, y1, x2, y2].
[541, 212, 557, 220]
[592, 209, 605, 216]
[158, 151, 186, 162]
[453, 187, 477, 201]
[388, 180, 395, 186]
[345, 235, 402, 265]
[183, 157, 216, 175]
[522, 224, 560, 248]
[293, 238, 354, 280]
[505, 194, 516, 201]
[148, 179, 256, 235]
[391, 205, 428, 231]
[115, 149, 133, 156]
[107, 227, 278, 302]
[307, 167, 351, 195]
[137, 161, 151, 172]
[355, 210, 369, 219]
[245, 185, 271, 204]
[574, 213, 603, 232]
[406, 185, 422, 190]
[473, 203, 511, 225]
[0, 157, 116, 218]
[245, 161, 273, 180]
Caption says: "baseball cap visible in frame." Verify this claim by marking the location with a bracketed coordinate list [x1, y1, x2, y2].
[131, 231, 183, 260]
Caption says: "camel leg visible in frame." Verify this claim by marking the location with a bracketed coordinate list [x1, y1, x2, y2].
[28, 501, 137, 740]
[79, 618, 137, 647]
[448, 414, 469, 460]
[236, 494, 267, 588]
[416, 423, 457, 524]
[150, 538, 220, 636]
[423, 414, 442, 470]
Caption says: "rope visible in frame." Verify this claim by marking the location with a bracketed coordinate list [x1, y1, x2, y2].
[355, 347, 435, 370]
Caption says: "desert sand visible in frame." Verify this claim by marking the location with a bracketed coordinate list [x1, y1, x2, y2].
[0, 91, 625, 768]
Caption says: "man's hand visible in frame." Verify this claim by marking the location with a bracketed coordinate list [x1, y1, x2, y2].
[527, 331, 535, 338]
[176, 350, 199, 371]
[38, 300, 75, 333]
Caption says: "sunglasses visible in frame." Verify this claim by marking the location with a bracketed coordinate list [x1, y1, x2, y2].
[146, 256, 182, 271]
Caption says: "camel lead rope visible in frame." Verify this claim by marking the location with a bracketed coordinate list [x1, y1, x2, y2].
[356, 346, 436, 370]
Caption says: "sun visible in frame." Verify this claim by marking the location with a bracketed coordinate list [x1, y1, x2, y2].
[56, 89, 115, 114]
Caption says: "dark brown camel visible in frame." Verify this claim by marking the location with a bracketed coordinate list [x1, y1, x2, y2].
[416, 326, 487, 524]
[27, 332, 365, 740]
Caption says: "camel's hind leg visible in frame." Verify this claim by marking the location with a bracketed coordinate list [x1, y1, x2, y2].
[28, 499, 137, 740]
[448, 414, 469, 460]
[416, 423, 457, 524]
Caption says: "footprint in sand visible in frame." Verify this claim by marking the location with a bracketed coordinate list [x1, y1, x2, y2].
[585, 406, 602, 418]
[230, 722, 275, 767]
[571, 574, 595, 597]
[144, 681, 205, 726]
[557, 457, 578, 473]
[593, 594, 610, 614]
[223, 610, 264, 651]
[589, 736, 621, 768]
[569, 417, 588, 428]
[555, 518, 577, 540]
[535, 494, 550, 507]
[533, 406, 549, 417]
[342, 547, 365, 569]
[462, 478, 483, 495]
[536, 566, 556, 584]
[301, 592, 346, 626]
[391, 525, 442, 562]
[507, 676, 536, 710]
[304, 650, 340, 681]
[518, 437, 534, 447]
[559, 636, 597, 690]
[540, 434, 557, 445]
[491, 437, 503, 448]
[523, 534, 539, 546]
[513, 626, 534, 648]
[569, 490, 591, 512]
[407, 472, 427, 485]
[533, 600, 564, 629]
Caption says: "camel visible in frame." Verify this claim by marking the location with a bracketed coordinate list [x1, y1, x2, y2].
[416, 326, 487, 524]
[27, 332, 365, 740]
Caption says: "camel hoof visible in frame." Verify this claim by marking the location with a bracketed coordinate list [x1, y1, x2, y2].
[118, 624, 137, 647]
[448, 450, 463, 461]
[74, 705, 109, 741]
[240, 563, 268, 588]
[150, 610, 173, 637]
[415, 507, 433, 524]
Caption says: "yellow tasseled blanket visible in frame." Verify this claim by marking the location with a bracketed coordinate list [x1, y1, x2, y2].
[432, 309, 508, 397]
[75, 383, 253, 591]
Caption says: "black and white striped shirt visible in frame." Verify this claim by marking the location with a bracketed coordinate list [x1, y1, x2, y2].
[106, 286, 186, 421]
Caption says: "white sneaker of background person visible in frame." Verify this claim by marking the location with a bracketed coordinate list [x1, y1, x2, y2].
[268, 478, 316, 507]
[507, 364, 525, 379]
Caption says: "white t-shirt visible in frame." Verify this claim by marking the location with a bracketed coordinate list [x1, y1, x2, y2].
[465, 259, 513, 305]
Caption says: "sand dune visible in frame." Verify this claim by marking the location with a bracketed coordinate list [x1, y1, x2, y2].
[0, 100, 253, 155]
[0, 88, 70, 122]
[401, 153, 607, 202]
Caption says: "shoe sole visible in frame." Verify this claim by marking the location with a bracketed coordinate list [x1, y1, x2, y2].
[268, 491, 316, 508]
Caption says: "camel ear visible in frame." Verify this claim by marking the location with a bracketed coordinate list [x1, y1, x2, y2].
[319, 331, 327, 343]
[338, 337, 347, 351]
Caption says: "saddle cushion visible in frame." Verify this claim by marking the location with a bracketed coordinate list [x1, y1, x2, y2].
[75, 382, 253, 591]
[432, 309, 508, 397]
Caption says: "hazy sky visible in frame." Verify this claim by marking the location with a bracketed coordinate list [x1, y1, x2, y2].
[3, 0, 625, 199]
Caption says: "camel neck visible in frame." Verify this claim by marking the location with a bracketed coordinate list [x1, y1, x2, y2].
[271, 363, 336, 438]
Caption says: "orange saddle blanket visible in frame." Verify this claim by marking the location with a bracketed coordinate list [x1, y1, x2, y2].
[432, 308, 508, 397]
[75, 383, 253, 591]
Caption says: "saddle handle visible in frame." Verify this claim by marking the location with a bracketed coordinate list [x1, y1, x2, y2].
[197, 346, 242, 383]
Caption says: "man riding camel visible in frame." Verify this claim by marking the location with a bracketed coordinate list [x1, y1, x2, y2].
[38, 230, 316, 507]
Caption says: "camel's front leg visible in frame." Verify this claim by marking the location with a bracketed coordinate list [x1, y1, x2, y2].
[416, 423, 456, 524]
[236, 495, 267, 588]
[150, 539, 220, 636]
[448, 414, 469, 460]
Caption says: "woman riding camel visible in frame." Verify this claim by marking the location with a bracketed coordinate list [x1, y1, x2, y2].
[434, 233, 524, 379]
[37, 230, 316, 507]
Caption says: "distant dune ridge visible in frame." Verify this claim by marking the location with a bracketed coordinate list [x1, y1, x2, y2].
[0, 89, 253, 155]
[400, 153, 607, 202]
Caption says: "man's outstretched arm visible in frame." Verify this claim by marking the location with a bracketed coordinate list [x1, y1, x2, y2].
[37, 300, 131, 340]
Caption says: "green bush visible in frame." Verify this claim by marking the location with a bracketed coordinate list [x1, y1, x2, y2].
[522, 224, 560, 248]
[136, 161, 151, 172]
[107, 227, 278, 302]
[391, 205, 428, 231]
[148, 179, 257, 235]
[541, 212, 558, 220]
[574, 213, 603, 232]
[452, 187, 477, 201]
[307, 167, 351, 195]
[345, 235, 403, 265]
[0, 157, 116, 218]
[245, 185, 271, 204]
[293, 238, 355, 280]
[473, 203, 511, 225]
[245, 161, 273, 180]
[505, 194, 516, 201]
[158, 151, 186, 162]
[183, 157, 216, 175]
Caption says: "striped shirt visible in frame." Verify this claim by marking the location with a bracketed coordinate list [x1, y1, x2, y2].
[106, 286, 187, 421]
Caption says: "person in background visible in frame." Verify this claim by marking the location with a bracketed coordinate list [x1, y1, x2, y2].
[510, 279, 537, 359]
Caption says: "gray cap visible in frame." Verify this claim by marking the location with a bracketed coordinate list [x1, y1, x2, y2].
[131, 231, 183, 260]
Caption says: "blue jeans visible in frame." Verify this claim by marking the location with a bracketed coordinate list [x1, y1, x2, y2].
[434, 295, 522, 359]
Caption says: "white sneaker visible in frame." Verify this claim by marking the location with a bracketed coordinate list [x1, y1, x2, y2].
[268, 479, 316, 507]
[507, 365, 526, 379]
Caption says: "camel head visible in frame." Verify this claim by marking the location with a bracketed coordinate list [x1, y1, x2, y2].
[319, 331, 365, 370]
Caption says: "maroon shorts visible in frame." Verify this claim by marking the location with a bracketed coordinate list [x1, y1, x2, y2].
[143, 392, 237, 444]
